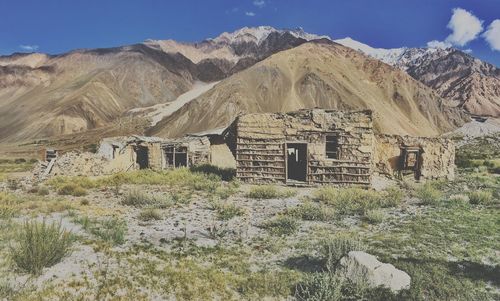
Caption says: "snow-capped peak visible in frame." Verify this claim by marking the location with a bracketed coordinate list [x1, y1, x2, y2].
[210, 26, 330, 45]
[334, 37, 454, 70]
[334, 37, 407, 65]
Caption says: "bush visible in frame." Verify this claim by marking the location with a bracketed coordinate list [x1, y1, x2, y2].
[138, 208, 163, 221]
[75, 216, 126, 245]
[363, 209, 386, 224]
[287, 202, 336, 221]
[247, 185, 296, 199]
[415, 183, 442, 205]
[122, 189, 158, 207]
[10, 220, 73, 275]
[213, 202, 245, 220]
[57, 183, 87, 196]
[262, 215, 300, 236]
[320, 235, 366, 269]
[295, 272, 344, 301]
[468, 190, 493, 205]
[37, 186, 50, 196]
[313, 187, 383, 215]
[92, 218, 127, 245]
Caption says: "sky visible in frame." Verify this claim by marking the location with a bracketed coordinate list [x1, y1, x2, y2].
[1, 0, 499, 66]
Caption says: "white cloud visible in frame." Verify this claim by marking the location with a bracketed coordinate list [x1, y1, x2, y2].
[253, 0, 265, 8]
[245, 11, 256, 17]
[427, 40, 452, 49]
[445, 8, 483, 46]
[483, 19, 500, 51]
[19, 45, 39, 52]
[463, 49, 473, 53]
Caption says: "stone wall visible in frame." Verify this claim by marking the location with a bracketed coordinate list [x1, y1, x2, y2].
[374, 134, 455, 180]
[233, 109, 374, 185]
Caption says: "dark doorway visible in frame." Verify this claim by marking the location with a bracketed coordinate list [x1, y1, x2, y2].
[287, 143, 307, 182]
[399, 147, 422, 180]
[135, 146, 149, 169]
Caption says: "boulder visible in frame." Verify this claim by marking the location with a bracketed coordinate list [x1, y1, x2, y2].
[339, 251, 411, 292]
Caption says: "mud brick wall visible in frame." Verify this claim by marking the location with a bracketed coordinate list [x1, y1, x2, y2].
[233, 109, 374, 185]
[374, 134, 455, 180]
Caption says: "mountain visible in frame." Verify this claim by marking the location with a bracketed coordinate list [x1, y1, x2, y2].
[148, 41, 466, 138]
[0, 27, 321, 143]
[335, 38, 500, 117]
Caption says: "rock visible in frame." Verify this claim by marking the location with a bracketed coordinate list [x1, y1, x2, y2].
[339, 251, 411, 292]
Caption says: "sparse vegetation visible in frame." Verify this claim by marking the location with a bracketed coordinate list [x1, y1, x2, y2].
[75, 216, 126, 245]
[320, 235, 367, 268]
[468, 190, 493, 205]
[313, 187, 391, 215]
[287, 202, 336, 221]
[57, 183, 87, 196]
[122, 189, 157, 207]
[246, 185, 296, 199]
[262, 215, 300, 236]
[138, 208, 163, 221]
[10, 220, 74, 275]
[415, 182, 442, 205]
[213, 202, 245, 220]
[363, 208, 386, 224]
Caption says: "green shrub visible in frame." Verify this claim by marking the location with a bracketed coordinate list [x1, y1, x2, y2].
[10, 220, 73, 275]
[75, 216, 126, 245]
[363, 209, 386, 224]
[313, 187, 383, 215]
[213, 202, 245, 220]
[92, 218, 126, 245]
[37, 186, 50, 196]
[247, 185, 296, 199]
[57, 183, 87, 196]
[138, 208, 163, 221]
[122, 189, 158, 207]
[295, 272, 344, 301]
[287, 202, 336, 221]
[320, 235, 366, 269]
[468, 190, 493, 205]
[262, 215, 300, 236]
[415, 183, 442, 205]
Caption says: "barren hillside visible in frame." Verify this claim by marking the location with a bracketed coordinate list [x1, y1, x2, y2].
[149, 41, 467, 138]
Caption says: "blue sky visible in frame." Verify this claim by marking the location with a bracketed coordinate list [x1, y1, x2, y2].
[1, 0, 499, 66]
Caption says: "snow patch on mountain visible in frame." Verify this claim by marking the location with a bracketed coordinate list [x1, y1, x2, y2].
[334, 37, 453, 70]
[211, 26, 330, 46]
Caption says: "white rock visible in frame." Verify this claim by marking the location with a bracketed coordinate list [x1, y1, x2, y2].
[339, 251, 411, 292]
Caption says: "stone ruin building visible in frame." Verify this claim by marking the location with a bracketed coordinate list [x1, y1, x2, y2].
[98, 135, 212, 172]
[39, 109, 455, 187]
[224, 109, 455, 186]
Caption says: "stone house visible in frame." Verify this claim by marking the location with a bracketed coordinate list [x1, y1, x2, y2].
[224, 109, 455, 186]
[97, 135, 211, 172]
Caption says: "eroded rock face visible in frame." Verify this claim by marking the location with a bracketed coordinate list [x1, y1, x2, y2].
[339, 251, 411, 292]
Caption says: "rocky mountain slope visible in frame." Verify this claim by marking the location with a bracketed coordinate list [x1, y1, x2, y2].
[0, 27, 319, 143]
[149, 41, 466, 138]
[335, 38, 500, 117]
